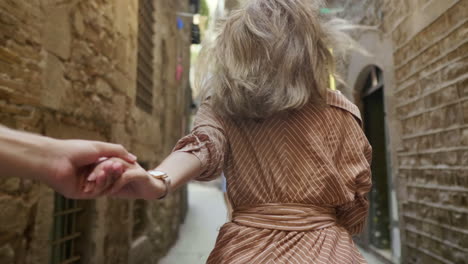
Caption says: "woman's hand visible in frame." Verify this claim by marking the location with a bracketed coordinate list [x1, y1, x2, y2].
[85, 158, 167, 200]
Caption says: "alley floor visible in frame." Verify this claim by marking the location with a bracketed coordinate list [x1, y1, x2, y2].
[159, 183, 385, 264]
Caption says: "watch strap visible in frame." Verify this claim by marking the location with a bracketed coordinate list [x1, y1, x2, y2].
[148, 170, 171, 199]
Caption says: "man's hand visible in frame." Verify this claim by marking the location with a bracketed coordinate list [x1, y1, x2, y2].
[0, 125, 136, 199]
[44, 139, 137, 199]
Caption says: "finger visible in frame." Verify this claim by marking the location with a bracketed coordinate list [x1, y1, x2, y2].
[87, 159, 113, 181]
[112, 162, 123, 172]
[103, 166, 120, 192]
[83, 181, 96, 193]
[95, 170, 106, 191]
[109, 185, 136, 199]
[87, 172, 97, 182]
[93, 142, 137, 163]
[103, 161, 113, 172]
[97, 157, 109, 163]
[108, 174, 133, 195]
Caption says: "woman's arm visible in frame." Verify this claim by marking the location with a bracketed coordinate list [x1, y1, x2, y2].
[154, 152, 204, 191]
[102, 103, 228, 200]
[93, 152, 203, 200]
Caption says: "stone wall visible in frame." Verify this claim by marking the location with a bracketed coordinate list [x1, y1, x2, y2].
[0, 0, 191, 263]
[332, 0, 468, 263]
[389, 1, 467, 263]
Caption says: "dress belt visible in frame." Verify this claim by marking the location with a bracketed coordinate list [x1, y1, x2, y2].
[232, 203, 337, 232]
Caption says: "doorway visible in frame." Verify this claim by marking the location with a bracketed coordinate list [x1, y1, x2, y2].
[361, 66, 393, 260]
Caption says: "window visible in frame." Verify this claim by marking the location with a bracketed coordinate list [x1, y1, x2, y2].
[51, 194, 83, 264]
[136, 0, 156, 114]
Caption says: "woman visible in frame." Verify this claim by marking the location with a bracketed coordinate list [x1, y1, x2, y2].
[88, 0, 372, 262]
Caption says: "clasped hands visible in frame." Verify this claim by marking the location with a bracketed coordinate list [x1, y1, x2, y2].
[81, 157, 167, 200]
[42, 137, 166, 200]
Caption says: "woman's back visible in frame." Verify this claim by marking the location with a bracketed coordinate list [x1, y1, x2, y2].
[174, 90, 372, 263]
[173, 0, 372, 261]
[224, 90, 371, 207]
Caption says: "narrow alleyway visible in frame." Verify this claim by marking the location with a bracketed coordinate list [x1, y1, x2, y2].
[159, 183, 384, 264]
[159, 183, 228, 264]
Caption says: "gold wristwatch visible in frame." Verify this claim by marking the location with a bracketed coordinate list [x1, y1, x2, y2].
[148, 170, 171, 200]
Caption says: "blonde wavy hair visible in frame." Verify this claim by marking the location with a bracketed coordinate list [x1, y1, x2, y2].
[196, 0, 361, 119]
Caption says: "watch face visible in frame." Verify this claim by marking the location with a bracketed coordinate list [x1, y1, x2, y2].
[149, 170, 166, 177]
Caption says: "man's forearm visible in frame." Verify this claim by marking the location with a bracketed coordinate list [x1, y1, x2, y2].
[0, 125, 53, 181]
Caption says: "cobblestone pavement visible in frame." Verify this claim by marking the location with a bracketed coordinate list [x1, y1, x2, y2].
[159, 183, 384, 264]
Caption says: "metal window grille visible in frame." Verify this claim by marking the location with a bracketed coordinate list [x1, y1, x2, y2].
[51, 194, 83, 264]
[136, 0, 156, 114]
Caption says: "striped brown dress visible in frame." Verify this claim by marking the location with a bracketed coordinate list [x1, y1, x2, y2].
[174, 90, 372, 263]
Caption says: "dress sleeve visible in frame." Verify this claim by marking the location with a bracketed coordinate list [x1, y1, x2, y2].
[333, 107, 373, 236]
[172, 102, 228, 181]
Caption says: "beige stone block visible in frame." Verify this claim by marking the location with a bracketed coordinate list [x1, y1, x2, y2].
[41, 53, 71, 110]
[112, 94, 128, 123]
[440, 22, 468, 52]
[425, 85, 458, 108]
[95, 77, 113, 98]
[459, 150, 468, 167]
[394, 45, 411, 67]
[462, 129, 468, 146]
[0, 196, 28, 234]
[110, 123, 131, 148]
[418, 43, 441, 68]
[441, 57, 468, 83]
[0, 177, 21, 193]
[114, 0, 133, 35]
[395, 62, 410, 82]
[24, 185, 53, 264]
[445, 1, 468, 29]
[45, 120, 106, 141]
[0, 244, 14, 264]
[106, 70, 134, 97]
[392, 19, 410, 48]
[441, 129, 461, 147]
[43, 6, 71, 60]
[444, 104, 463, 127]
[0, 47, 21, 65]
[0, 101, 31, 116]
[463, 100, 468, 124]
[114, 37, 129, 72]
[70, 40, 93, 63]
[439, 85, 459, 104]
[72, 9, 85, 36]
[419, 70, 441, 93]
[128, 236, 153, 264]
[85, 55, 111, 77]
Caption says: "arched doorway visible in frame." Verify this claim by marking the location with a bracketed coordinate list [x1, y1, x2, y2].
[360, 66, 395, 260]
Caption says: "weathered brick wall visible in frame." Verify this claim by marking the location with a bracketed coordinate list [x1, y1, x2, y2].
[332, 0, 467, 263]
[0, 0, 191, 263]
[389, 1, 468, 263]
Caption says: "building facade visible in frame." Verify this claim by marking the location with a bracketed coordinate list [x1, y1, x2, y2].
[329, 0, 468, 263]
[0, 0, 193, 263]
